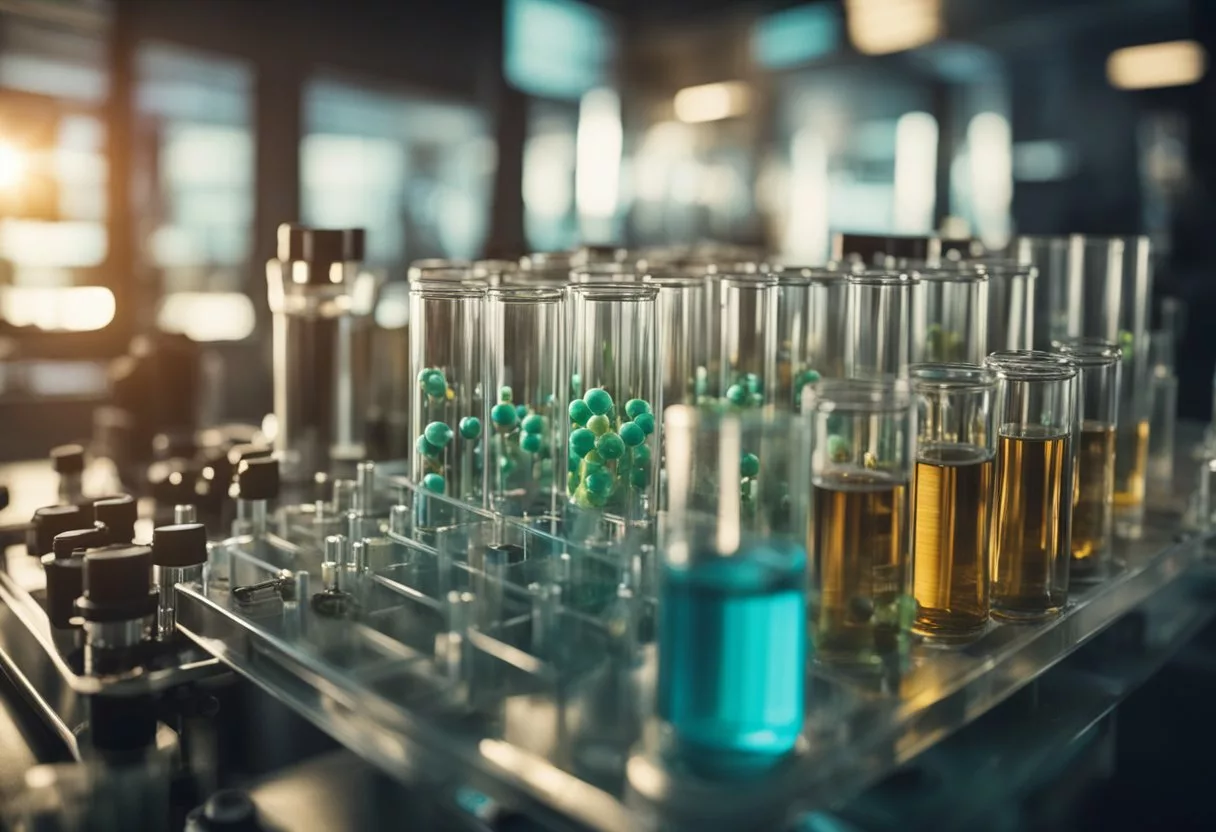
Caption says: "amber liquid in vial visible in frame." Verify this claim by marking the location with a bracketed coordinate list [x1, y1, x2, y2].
[812, 469, 909, 663]
[912, 444, 994, 641]
[1114, 418, 1149, 510]
[991, 426, 1072, 621]
[1071, 421, 1116, 578]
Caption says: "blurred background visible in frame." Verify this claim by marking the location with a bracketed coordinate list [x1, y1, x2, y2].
[0, 0, 1211, 459]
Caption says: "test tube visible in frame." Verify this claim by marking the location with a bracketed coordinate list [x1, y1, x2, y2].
[972, 260, 1036, 353]
[717, 274, 778, 409]
[658, 405, 808, 777]
[771, 268, 839, 410]
[471, 259, 518, 286]
[1147, 330, 1178, 489]
[1054, 338, 1121, 581]
[642, 273, 708, 408]
[267, 225, 372, 482]
[1011, 235, 1069, 348]
[804, 378, 915, 666]
[484, 287, 564, 517]
[410, 283, 485, 506]
[151, 523, 207, 639]
[910, 364, 996, 643]
[408, 259, 471, 282]
[984, 350, 1079, 621]
[845, 270, 924, 378]
[570, 263, 637, 284]
[564, 284, 660, 527]
[916, 265, 989, 364]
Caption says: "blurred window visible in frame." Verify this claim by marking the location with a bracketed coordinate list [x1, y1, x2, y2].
[753, 4, 840, 70]
[505, 0, 613, 100]
[524, 100, 579, 251]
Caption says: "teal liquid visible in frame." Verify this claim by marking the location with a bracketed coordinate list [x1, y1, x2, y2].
[657, 544, 807, 778]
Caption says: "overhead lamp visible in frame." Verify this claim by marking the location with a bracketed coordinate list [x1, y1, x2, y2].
[673, 81, 751, 124]
[1107, 40, 1206, 90]
[845, 0, 941, 56]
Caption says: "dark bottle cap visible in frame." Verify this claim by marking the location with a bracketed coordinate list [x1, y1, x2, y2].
[79, 544, 156, 621]
[236, 457, 279, 501]
[226, 443, 272, 468]
[303, 228, 345, 266]
[276, 223, 307, 262]
[343, 228, 366, 262]
[42, 553, 84, 628]
[28, 504, 89, 556]
[152, 523, 207, 568]
[50, 444, 85, 475]
[52, 525, 109, 559]
[147, 457, 198, 507]
[94, 495, 137, 544]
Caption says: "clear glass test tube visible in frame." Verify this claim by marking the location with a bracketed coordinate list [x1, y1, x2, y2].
[410, 284, 485, 510]
[978, 260, 1036, 353]
[484, 287, 564, 517]
[643, 272, 709, 408]
[658, 405, 809, 778]
[771, 268, 848, 410]
[910, 363, 996, 643]
[804, 378, 915, 667]
[916, 265, 989, 364]
[845, 270, 924, 379]
[1053, 338, 1121, 582]
[1147, 329, 1177, 490]
[570, 263, 638, 284]
[1011, 235, 1069, 349]
[984, 350, 1079, 621]
[719, 274, 778, 409]
[564, 285, 660, 529]
[408, 259, 472, 282]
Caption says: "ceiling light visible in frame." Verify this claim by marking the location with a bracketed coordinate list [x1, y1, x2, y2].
[1107, 40, 1206, 90]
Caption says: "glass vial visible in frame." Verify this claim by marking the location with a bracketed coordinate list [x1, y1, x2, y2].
[643, 272, 709, 408]
[267, 225, 373, 482]
[804, 378, 915, 666]
[772, 268, 849, 410]
[910, 364, 996, 643]
[1011, 235, 1069, 349]
[980, 261, 1037, 353]
[565, 285, 660, 527]
[984, 351, 1079, 621]
[1053, 338, 1121, 581]
[484, 287, 564, 517]
[1147, 330, 1178, 490]
[719, 274, 778, 409]
[916, 265, 989, 364]
[658, 405, 808, 777]
[845, 270, 924, 378]
[410, 283, 485, 506]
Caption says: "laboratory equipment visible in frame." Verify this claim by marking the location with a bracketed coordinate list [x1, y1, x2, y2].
[984, 351, 1079, 621]
[152, 522, 208, 639]
[1053, 338, 1121, 581]
[718, 274, 778, 409]
[804, 377, 915, 667]
[771, 267, 848, 410]
[95, 494, 138, 545]
[51, 443, 85, 505]
[643, 273, 709, 407]
[978, 260, 1036, 353]
[845, 270, 924, 378]
[1011, 235, 1069, 349]
[915, 265, 989, 364]
[1147, 329, 1178, 490]
[909, 363, 996, 642]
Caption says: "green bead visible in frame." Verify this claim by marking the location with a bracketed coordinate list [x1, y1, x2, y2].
[625, 398, 651, 419]
[584, 450, 604, 465]
[629, 467, 648, 488]
[499, 455, 516, 474]
[749, 392, 764, 407]
[587, 414, 610, 436]
[581, 459, 605, 478]
[726, 384, 747, 405]
[584, 387, 613, 415]
[568, 472, 581, 494]
[569, 428, 596, 457]
[740, 452, 760, 478]
[416, 435, 441, 459]
[520, 433, 543, 453]
[422, 473, 445, 493]
[619, 422, 645, 447]
[596, 432, 625, 460]
[584, 470, 613, 496]
[417, 368, 433, 386]
[827, 434, 850, 461]
[491, 402, 518, 427]
[459, 416, 482, 439]
[422, 370, 448, 399]
[633, 412, 655, 435]
[522, 414, 544, 434]
[424, 421, 453, 447]
[826, 413, 844, 434]
[745, 373, 762, 395]
[568, 400, 592, 426]
[515, 404, 528, 421]
[499, 385, 513, 402]
[632, 443, 651, 465]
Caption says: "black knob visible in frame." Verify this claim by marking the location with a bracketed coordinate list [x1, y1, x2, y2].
[236, 457, 279, 501]
[52, 525, 109, 559]
[152, 523, 207, 568]
[78, 544, 156, 622]
[343, 228, 366, 262]
[42, 553, 84, 628]
[226, 443, 272, 468]
[94, 495, 137, 544]
[29, 504, 89, 556]
[276, 223, 307, 262]
[190, 788, 263, 832]
[303, 228, 345, 266]
[50, 444, 85, 475]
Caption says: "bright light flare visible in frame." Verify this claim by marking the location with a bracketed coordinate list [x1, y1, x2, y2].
[157, 292, 255, 341]
[1107, 40, 1206, 90]
[1, 286, 115, 331]
[846, 0, 941, 56]
[0, 142, 26, 190]
[673, 81, 751, 124]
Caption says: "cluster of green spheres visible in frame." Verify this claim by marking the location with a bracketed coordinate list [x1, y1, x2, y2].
[491, 385, 548, 456]
[414, 367, 482, 496]
[567, 387, 653, 507]
[726, 372, 765, 408]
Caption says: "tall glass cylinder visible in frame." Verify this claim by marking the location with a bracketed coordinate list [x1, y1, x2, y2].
[565, 285, 660, 525]
[719, 275, 778, 409]
[772, 268, 848, 410]
[910, 364, 996, 643]
[658, 406, 809, 777]
[571, 263, 637, 284]
[984, 351, 1078, 621]
[1147, 329, 1177, 490]
[643, 273, 708, 408]
[802, 268, 850, 382]
[267, 225, 372, 483]
[1052, 338, 1120, 582]
[410, 284, 485, 506]
[979, 260, 1036, 353]
[484, 288, 564, 517]
[916, 266, 989, 364]
[408, 259, 471, 282]
[845, 270, 924, 378]
[1011, 235, 1069, 349]
[804, 378, 915, 667]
